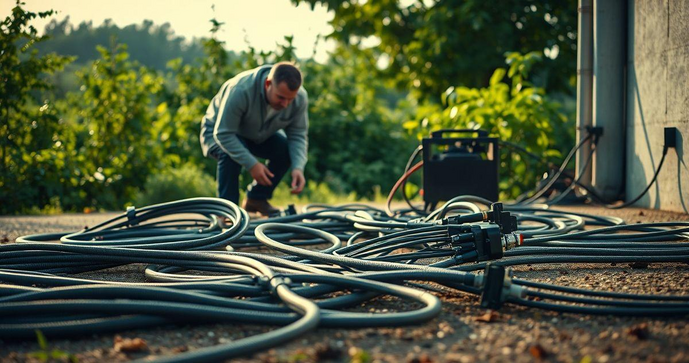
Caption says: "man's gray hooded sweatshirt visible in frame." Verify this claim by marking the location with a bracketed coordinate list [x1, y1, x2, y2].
[200, 65, 308, 171]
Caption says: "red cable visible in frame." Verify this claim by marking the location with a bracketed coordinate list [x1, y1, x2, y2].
[385, 161, 424, 216]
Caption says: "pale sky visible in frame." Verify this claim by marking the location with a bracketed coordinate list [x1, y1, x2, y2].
[2, 0, 337, 61]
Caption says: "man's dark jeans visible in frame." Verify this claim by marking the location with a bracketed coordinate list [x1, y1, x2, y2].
[210, 133, 291, 204]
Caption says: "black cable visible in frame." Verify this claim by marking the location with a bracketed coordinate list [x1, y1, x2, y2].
[4, 195, 689, 363]
[521, 133, 593, 204]
[606, 146, 669, 209]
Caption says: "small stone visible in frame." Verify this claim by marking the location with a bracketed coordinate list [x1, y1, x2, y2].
[475, 310, 501, 323]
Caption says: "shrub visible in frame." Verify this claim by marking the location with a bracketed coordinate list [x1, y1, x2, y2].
[405, 52, 573, 200]
[134, 163, 215, 206]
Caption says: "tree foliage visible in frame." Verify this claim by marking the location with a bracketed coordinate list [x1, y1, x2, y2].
[65, 40, 165, 209]
[405, 52, 571, 199]
[1, 1, 577, 212]
[0, 2, 74, 213]
[294, 0, 577, 97]
[302, 46, 415, 196]
[39, 18, 204, 71]
[160, 16, 235, 177]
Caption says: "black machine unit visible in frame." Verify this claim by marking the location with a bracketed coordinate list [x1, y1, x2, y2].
[422, 129, 499, 208]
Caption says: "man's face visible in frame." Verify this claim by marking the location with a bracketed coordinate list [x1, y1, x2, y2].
[265, 79, 299, 111]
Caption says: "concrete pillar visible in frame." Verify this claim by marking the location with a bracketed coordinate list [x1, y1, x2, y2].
[592, 0, 626, 200]
[575, 0, 594, 190]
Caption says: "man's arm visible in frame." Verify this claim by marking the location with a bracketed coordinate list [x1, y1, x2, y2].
[284, 96, 308, 193]
[284, 96, 309, 171]
[213, 88, 258, 170]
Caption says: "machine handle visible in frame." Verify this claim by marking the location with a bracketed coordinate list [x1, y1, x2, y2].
[431, 129, 488, 138]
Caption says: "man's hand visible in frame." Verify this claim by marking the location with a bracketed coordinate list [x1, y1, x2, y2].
[249, 163, 274, 186]
[291, 169, 305, 194]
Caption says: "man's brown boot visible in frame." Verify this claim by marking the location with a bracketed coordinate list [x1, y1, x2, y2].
[241, 198, 280, 217]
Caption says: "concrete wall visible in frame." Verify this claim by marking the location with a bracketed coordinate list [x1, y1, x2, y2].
[626, 0, 689, 212]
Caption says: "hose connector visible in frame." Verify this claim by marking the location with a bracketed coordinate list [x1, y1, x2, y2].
[257, 275, 293, 294]
[479, 264, 527, 310]
[501, 233, 523, 250]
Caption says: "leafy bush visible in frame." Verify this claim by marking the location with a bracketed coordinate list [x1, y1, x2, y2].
[135, 163, 215, 206]
[301, 46, 416, 198]
[293, 0, 577, 96]
[271, 182, 387, 206]
[0, 3, 74, 214]
[2, 2, 576, 213]
[405, 52, 573, 199]
[66, 41, 166, 210]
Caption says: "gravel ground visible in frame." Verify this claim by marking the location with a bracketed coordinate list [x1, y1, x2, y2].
[1, 205, 689, 363]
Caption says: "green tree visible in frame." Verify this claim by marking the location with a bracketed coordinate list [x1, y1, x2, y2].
[158, 14, 239, 178]
[0, 1, 73, 213]
[39, 17, 205, 71]
[294, 0, 576, 98]
[67, 39, 164, 209]
[231, 35, 415, 197]
[301, 45, 415, 197]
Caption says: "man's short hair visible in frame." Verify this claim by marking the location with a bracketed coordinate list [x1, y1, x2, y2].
[268, 62, 302, 91]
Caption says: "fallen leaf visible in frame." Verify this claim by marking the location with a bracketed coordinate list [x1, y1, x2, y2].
[314, 343, 342, 360]
[171, 346, 188, 353]
[627, 323, 649, 340]
[114, 336, 148, 352]
[475, 310, 500, 323]
[408, 354, 433, 363]
[529, 343, 548, 359]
